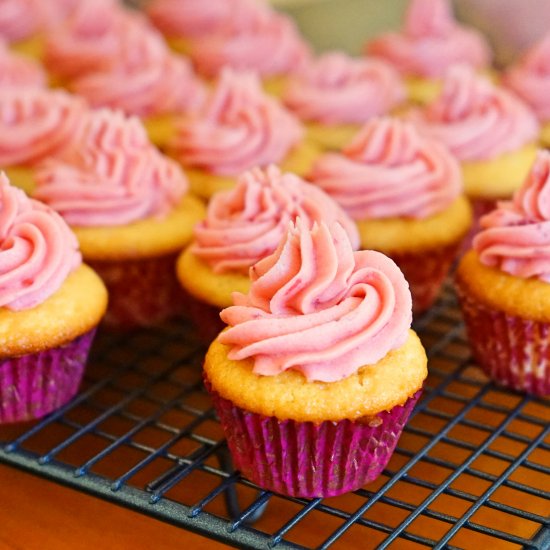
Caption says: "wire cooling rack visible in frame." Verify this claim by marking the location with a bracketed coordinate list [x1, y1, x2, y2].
[0, 283, 549, 549]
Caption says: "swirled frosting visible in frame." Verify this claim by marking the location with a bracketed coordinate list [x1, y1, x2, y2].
[0, 88, 87, 167]
[366, 0, 491, 78]
[70, 25, 205, 117]
[0, 173, 81, 311]
[189, 9, 310, 79]
[33, 109, 188, 227]
[193, 165, 359, 273]
[170, 70, 303, 176]
[0, 39, 46, 88]
[410, 66, 539, 162]
[146, 0, 261, 39]
[0, 0, 39, 43]
[219, 220, 412, 382]
[503, 33, 550, 123]
[474, 150, 550, 282]
[308, 117, 462, 220]
[282, 52, 406, 124]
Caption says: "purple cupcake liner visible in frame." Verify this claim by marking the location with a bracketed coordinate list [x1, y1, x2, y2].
[0, 329, 97, 424]
[456, 279, 550, 396]
[206, 378, 421, 498]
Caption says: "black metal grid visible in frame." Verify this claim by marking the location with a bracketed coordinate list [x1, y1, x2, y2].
[1, 283, 549, 549]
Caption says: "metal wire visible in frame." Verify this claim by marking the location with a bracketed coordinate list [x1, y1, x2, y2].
[1, 283, 549, 549]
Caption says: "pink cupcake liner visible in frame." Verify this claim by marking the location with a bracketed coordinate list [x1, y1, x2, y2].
[0, 329, 96, 424]
[206, 378, 422, 498]
[390, 242, 462, 315]
[89, 254, 187, 329]
[180, 289, 225, 344]
[456, 278, 550, 396]
[459, 197, 498, 255]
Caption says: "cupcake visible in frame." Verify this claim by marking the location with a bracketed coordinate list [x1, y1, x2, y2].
[33, 109, 205, 329]
[168, 69, 319, 201]
[282, 52, 406, 151]
[502, 33, 550, 148]
[0, 38, 46, 88]
[204, 219, 427, 497]
[68, 21, 206, 149]
[308, 117, 471, 313]
[0, 173, 107, 423]
[366, 0, 492, 104]
[0, 87, 88, 194]
[409, 65, 539, 240]
[176, 164, 359, 339]
[0, 0, 44, 59]
[455, 150, 550, 396]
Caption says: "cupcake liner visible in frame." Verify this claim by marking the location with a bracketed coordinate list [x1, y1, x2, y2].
[0, 329, 96, 424]
[456, 278, 550, 396]
[206, 377, 421, 498]
[180, 290, 225, 345]
[390, 242, 462, 315]
[88, 254, 186, 329]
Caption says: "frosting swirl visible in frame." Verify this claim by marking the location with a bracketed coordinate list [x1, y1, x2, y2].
[0, 0, 39, 43]
[410, 66, 539, 161]
[308, 117, 462, 220]
[189, 10, 310, 79]
[219, 220, 412, 382]
[503, 33, 550, 123]
[474, 150, 550, 282]
[0, 173, 81, 311]
[0, 39, 46, 88]
[366, 0, 491, 78]
[34, 109, 188, 227]
[170, 70, 303, 176]
[70, 25, 205, 117]
[283, 52, 406, 124]
[193, 165, 359, 273]
[0, 88, 87, 167]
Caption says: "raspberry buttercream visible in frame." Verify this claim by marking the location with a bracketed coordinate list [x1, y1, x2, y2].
[0, 0, 39, 43]
[503, 33, 550, 123]
[283, 52, 406, 124]
[219, 220, 412, 382]
[309, 117, 462, 220]
[474, 150, 550, 282]
[0, 39, 46, 88]
[34, 110, 188, 227]
[366, 0, 490, 78]
[410, 66, 539, 162]
[193, 165, 359, 274]
[70, 24, 205, 117]
[0, 173, 81, 311]
[170, 70, 303, 175]
[0, 88, 87, 167]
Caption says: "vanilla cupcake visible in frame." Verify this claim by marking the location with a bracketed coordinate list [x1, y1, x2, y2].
[168, 70, 319, 201]
[309, 117, 471, 313]
[366, 0, 492, 104]
[33, 109, 205, 328]
[0, 0, 44, 58]
[282, 52, 406, 151]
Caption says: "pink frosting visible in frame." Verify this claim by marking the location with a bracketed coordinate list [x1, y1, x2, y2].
[0, 173, 81, 311]
[170, 70, 303, 176]
[33, 110, 188, 227]
[282, 52, 406, 125]
[146, 0, 262, 39]
[219, 219, 412, 383]
[367, 0, 491, 78]
[0, 88, 87, 167]
[69, 25, 206, 118]
[410, 66, 539, 161]
[474, 150, 550, 282]
[308, 117, 462, 220]
[503, 33, 550, 123]
[0, 39, 46, 88]
[193, 165, 359, 274]
[0, 0, 39, 43]
[189, 9, 310, 79]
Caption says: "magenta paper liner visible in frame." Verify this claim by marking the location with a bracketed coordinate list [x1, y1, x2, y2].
[206, 378, 421, 498]
[456, 278, 550, 396]
[89, 253, 186, 329]
[390, 241, 461, 315]
[0, 329, 96, 424]
[180, 289, 225, 345]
